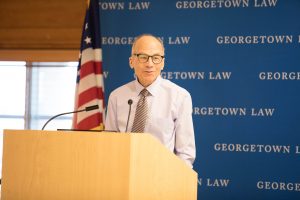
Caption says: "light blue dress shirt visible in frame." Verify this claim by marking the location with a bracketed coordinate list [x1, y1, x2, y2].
[105, 76, 196, 167]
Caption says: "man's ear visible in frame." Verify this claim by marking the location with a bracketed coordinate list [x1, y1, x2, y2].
[129, 57, 134, 69]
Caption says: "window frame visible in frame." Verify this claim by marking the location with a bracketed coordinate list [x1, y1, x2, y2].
[0, 49, 79, 131]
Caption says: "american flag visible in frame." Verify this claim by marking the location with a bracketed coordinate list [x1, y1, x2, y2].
[73, 0, 105, 130]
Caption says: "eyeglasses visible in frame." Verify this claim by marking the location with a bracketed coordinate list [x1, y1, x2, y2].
[133, 54, 164, 64]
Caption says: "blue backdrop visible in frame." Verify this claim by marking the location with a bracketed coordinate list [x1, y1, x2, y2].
[99, 0, 300, 199]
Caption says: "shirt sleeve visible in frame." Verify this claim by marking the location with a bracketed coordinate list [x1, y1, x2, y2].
[104, 93, 119, 132]
[174, 92, 196, 168]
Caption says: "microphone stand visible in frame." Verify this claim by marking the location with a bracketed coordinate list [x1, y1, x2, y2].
[42, 105, 99, 130]
[125, 99, 133, 132]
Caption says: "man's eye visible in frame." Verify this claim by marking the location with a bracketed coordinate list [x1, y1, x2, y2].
[140, 55, 148, 59]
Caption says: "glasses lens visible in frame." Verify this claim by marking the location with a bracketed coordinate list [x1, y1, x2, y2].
[152, 55, 162, 64]
[135, 54, 163, 64]
[138, 54, 148, 63]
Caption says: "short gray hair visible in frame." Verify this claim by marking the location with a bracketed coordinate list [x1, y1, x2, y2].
[131, 34, 165, 55]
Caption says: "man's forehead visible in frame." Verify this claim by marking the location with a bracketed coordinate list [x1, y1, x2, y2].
[133, 36, 164, 52]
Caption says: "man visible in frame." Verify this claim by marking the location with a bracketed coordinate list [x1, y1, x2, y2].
[105, 34, 195, 167]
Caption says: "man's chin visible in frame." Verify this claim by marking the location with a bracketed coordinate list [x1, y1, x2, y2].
[139, 77, 156, 87]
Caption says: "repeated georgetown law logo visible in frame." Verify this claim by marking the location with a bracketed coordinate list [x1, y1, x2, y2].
[193, 107, 275, 117]
[198, 177, 230, 188]
[175, 0, 278, 9]
[161, 71, 232, 80]
[213, 143, 299, 154]
[98, 1, 151, 10]
[99, 0, 280, 10]
[257, 181, 300, 192]
[101, 36, 191, 45]
[259, 72, 300, 80]
[216, 35, 294, 45]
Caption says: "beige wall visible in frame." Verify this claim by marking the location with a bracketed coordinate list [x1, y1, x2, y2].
[0, 0, 86, 61]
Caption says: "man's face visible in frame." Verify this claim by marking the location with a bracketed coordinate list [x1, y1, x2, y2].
[129, 36, 165, 87]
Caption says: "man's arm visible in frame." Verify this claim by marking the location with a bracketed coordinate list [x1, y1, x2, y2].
[104, 94, 118, 131]
[174, 93, 196, 168]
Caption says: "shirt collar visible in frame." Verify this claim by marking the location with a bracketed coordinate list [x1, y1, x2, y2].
[134, 75, 162, 97]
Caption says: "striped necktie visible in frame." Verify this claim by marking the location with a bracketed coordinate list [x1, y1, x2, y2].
[131, 89, 149, 133]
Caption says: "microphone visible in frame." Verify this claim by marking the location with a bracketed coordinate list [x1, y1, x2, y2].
[125, 99, 133, 132]
[42, 105, 99, 130]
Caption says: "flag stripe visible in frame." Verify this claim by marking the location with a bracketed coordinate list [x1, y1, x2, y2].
[78, 73, 103, 94]
[81, 48, 102, 65]
[80, 61, 103, 78]
[78, 87, 104, 107]
[77, 113, 102, 130]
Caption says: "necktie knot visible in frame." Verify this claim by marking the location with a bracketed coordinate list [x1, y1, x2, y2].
[140, 89, 149, 97]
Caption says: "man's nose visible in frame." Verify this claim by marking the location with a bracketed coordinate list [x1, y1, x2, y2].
[145, 57, 155, 66]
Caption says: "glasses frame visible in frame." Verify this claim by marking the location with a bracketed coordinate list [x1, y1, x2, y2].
[133, 53, 165, 64]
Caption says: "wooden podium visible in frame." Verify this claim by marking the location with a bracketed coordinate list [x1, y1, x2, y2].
[1, 130, 197, 200]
